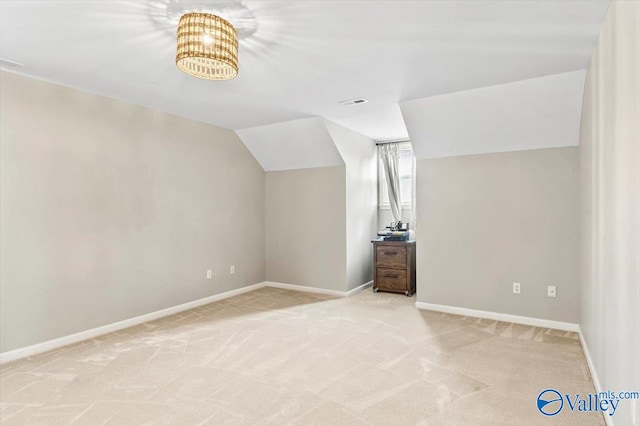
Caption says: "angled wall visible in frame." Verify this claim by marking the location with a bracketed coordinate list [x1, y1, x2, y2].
[240, 118, 376, 292]
[579, 2, 640, 425]
[402, 72, 585, 323]
[241, 118, 348, 290]
[401, 70, 586, 160]
[325, 121, 377, 291]
[236, 117, 344, 171]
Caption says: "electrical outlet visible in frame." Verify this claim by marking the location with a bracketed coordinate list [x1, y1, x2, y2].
[513, 282, 521, 294]
[547, 285, 557, 298]
[206, 269, 212, 279]
[230, 265, 235, 274]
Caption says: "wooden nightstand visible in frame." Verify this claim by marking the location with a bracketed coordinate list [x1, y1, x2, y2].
[372, 239, 416, 296]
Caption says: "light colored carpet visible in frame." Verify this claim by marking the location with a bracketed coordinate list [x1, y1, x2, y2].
[1, 287, 602, 425]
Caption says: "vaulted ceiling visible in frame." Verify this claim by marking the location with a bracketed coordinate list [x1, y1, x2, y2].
[0, 1, 610, 142]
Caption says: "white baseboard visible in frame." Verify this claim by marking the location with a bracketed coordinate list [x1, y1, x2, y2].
[414, 301, 579, 332]
[264, 281, 345, 297]
[0, 279, 374, 365]
[346, 280, 374, 297]
[414, 302, 609, 423]
[263, 280, 373, 298]
[578, 328, 612, 426]
[0, 282, 264, 365]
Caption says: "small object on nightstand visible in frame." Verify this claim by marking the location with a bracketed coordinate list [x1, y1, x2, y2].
[376, 230, 410, 241]
[377, 221, 410, 240]
[371, 239, 416, 296]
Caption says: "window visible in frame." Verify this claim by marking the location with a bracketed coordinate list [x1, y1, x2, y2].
[378, 142, 413, 208]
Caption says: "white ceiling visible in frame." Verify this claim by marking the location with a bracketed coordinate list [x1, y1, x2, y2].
[402, 70, 587, 159]
[0, 1, 609, 141]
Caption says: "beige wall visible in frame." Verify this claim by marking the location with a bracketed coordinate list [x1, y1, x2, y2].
[265, 166, 347, 291]
[0, 72, 266, 353]
[579, 2, 639, 425]
[416, 147, 580, 323]
[325, 121, 377, 290]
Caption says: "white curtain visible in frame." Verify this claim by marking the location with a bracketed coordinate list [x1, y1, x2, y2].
[410, 152, 417, 233]
[379, 143, 402, 223]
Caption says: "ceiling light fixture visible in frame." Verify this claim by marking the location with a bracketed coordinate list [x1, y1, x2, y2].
[176, 12, 238, 80]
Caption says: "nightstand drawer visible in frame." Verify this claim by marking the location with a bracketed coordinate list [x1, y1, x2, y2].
[376, 246, 407, 268]
[376, 268, 407, 291]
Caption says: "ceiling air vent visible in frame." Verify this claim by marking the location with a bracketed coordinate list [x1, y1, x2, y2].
[339, 98, 368, 106]
[0, 58, 24, 69]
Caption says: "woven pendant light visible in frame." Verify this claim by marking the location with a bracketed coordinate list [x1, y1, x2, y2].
[176, 12, 238, 80]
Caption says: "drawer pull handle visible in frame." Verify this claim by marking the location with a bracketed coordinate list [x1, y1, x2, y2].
[384, 274, 398, 279]
[383, 251, 397, 256]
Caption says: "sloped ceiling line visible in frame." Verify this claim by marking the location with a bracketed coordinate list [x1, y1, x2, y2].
[400, 70, 587, 160]
[235, 117, 345, 172]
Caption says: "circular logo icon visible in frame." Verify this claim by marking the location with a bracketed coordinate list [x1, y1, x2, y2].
[537, 389, 563, 416]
